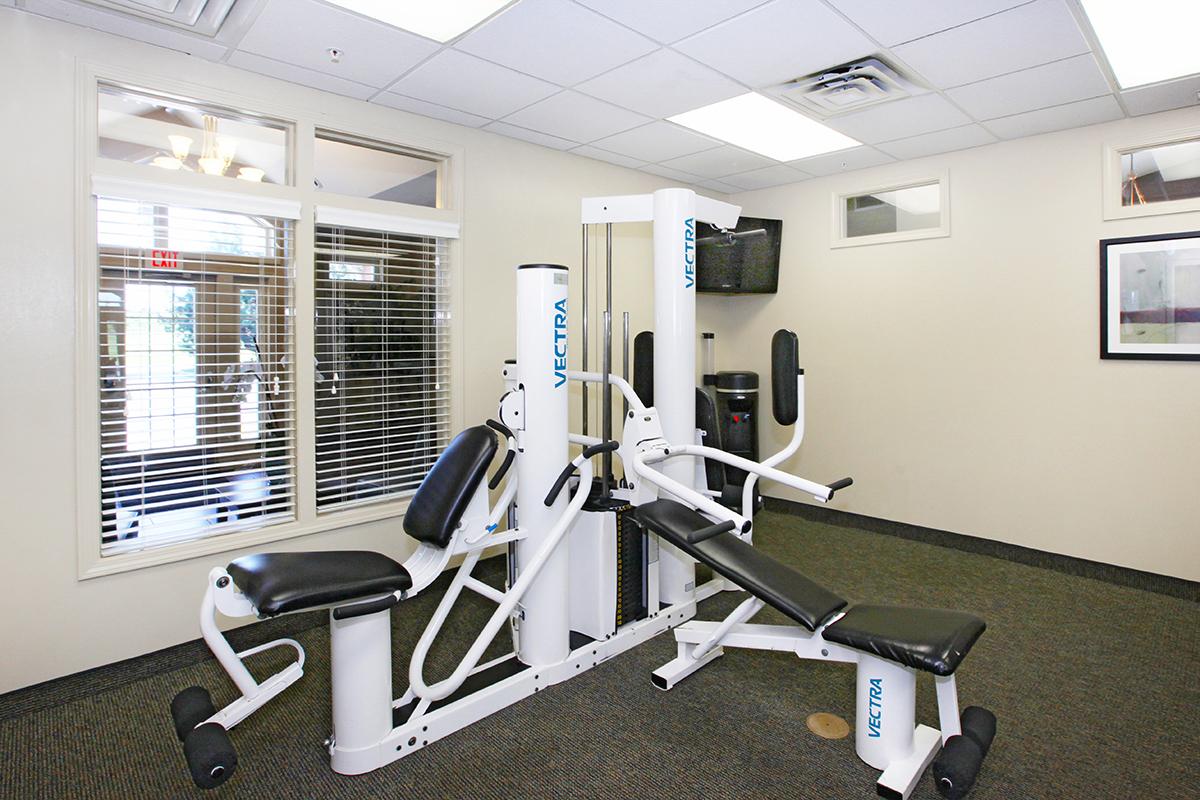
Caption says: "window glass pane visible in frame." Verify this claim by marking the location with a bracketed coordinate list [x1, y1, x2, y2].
[314, 132, 441, 208]
[1121, 139, 1200, 207]
[845, 182, 941, 239]
[98, 84, 289, 185]
[123, 283, 197, 451]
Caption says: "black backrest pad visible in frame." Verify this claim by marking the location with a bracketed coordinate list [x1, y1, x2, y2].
[635, 499, 847, 630]
[633, 331, 654, 408]
[771, 329, 799, 426]
[404, 426, 497, 548]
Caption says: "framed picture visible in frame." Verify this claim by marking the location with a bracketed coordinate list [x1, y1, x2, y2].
[1100, 231, 1200, 360]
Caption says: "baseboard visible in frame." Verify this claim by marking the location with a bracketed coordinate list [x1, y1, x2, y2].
[763, 497, 1199, 603]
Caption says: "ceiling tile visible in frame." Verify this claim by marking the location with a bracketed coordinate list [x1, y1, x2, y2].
[891, 0, 1089, 88]
[788, 145, 894, 175]
[824, 0, 1029, 47]
[574, 0, 770, 44]
[21, 0, 229, 59]
[227, 51, 376, 100]
[575, 49, 746, 119]
[454, 0, 657, 85]
[640, 164, 707, 185]
[983, 95, 1124, 139]
[1121, 76, 1200, 117]
[236, 0, 440, 88]
[388, 49, 558, 119]
[697, 178, 745, 194]
[374, 93, 492, 128]
[674, 0, 875, 88]
[484, 121, 578, 150]
[502, 91, 650, 143]
[723, 164, 809, 190]
[946, 54, 1112, 120]
[570, 146, 647, 170]
[876, 124, 997, 159]
[824, 94, 971, 144]
[590, 122, 721, 162]
[660, 145, 776, 178]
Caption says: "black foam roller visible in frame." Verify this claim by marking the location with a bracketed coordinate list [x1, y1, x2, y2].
[171, 686, 217, 742]
[183, 723, 237, 790]
[961, 706, 996, 759]
[933, 734, 983, 800]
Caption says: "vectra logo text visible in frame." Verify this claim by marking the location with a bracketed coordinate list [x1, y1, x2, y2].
[552, 297, 568, 388]
[683, 216, 696, 289]
[867, 678, 883, 737]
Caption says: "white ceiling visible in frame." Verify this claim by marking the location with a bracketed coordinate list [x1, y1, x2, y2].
[14, 0, 1200, 193]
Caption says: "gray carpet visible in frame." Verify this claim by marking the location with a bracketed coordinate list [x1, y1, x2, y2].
[1, 510, 1197, 799]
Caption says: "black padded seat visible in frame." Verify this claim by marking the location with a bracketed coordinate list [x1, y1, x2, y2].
[824, 604, 986, 676]
[403, 425, 498, 548]
[227, 551, 412, 617]
[635, 499, 847, 631]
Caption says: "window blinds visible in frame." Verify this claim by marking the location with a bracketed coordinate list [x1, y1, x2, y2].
[314, 224, 450, 511]
[97, 197, 296, 555]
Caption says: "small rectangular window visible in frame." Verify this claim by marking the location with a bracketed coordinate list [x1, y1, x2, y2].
[314, 131, 442, 208]
[98, 84, 290, 185]
[1120, 139, 1200, 207]
[833, 177, 948, 247]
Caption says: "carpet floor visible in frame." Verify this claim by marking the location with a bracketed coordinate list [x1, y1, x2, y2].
[1, 509, 1196, 799]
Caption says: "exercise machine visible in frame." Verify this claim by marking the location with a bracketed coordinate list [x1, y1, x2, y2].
[168, 188, 993, 799]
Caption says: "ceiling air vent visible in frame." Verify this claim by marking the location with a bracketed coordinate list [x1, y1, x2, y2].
[776, 57, 919, 118]
[76, 0, 239, 36]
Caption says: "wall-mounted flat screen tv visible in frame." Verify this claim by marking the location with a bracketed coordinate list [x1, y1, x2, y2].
[696, 216, 782, 294]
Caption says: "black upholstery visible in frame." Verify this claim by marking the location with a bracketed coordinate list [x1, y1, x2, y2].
[635, 500, 847, 630]
[824, 604, 986, 676]
[696, 387, 725, 492]
[227, 551, 412, 617]
[633, 331, 654, 408]
[771, 329, 799, 426]
[403, 425, 497, 548]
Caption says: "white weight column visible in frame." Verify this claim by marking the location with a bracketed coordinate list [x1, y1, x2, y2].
[514, 264, 571, 666]
[652, 188, 699, 603]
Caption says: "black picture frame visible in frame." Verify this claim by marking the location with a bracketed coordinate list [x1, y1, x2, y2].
[1099, 230, 1200, 361]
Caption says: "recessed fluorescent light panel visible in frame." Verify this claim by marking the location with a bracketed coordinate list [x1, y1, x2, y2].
[1080, 0, 1200, 88]
[324, 0, 513, 42]
[669, 93, 860, 162]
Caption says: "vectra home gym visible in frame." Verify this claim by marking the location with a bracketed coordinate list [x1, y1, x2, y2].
[0, 2, 1197, 798]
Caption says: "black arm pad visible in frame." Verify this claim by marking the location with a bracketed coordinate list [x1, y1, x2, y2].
[826, 477, 853, 499]
[331, 593, 401, 620]
[771, 329, 800, 426]
[686, 519, 737, 544]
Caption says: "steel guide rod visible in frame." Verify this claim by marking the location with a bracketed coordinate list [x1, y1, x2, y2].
[602, 222, 614, 497]
[580, 224, 589, 437]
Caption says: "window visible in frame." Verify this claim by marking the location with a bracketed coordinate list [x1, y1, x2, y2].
[314, 131, 441, 208]
[97, 197, 295, 555]
[98, 84, 289, 185]
[314, 225, 450, 511]
[1104, 130, 1200, 220]
[833, 176, 948, 248]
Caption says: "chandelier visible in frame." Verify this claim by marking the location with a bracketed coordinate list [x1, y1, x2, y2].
[151, 115, 264, 182]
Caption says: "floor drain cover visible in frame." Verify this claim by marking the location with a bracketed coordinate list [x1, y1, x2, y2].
[806, 712, 850, 739]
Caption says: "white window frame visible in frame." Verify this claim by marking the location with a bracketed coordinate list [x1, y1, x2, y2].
[75, 62, 465, 579]
[1103, 125, 1200, 221]
[831, 172, 950, 249]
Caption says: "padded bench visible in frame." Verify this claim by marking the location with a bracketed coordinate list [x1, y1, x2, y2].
[635, 499, 985, 675]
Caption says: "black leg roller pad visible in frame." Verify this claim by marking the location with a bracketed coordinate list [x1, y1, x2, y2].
[932, 706, 996, 799]
[170, 686, 237, 789]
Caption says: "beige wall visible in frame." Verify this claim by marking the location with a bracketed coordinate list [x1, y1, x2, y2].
[703, 107, 1200, 582]
[0, 11, 686, 693]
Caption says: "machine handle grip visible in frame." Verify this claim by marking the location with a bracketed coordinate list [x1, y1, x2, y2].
[543, 441, 618, 506]
[686, 519, 737, 544]
[486, 419, 516, 491]
[331, 593, 402, 621]
[825, 477, 854, 499]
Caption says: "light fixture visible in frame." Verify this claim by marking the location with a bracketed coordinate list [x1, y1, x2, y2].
[152, 155, 183, 170]
[323, 0, 513, 42]
[167, 134, 192, 160]
[1079, 0, 1200, 88]
[197, 115, 236, 176]
[669, 93, 860, 162]
[237, 167, 265, 183]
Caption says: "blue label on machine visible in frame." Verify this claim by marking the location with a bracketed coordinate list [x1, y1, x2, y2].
[868, 677, 883, 737]
[553, 297, 568, 388]
[684, 216, 696, 289]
